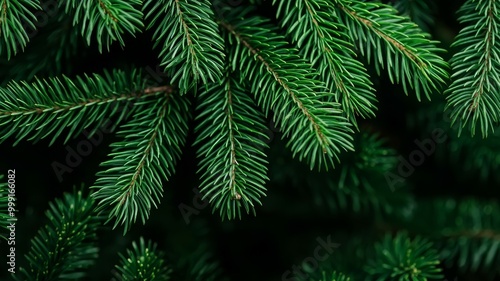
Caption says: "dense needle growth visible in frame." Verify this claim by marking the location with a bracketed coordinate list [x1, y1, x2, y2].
[0, 0, 499, 280]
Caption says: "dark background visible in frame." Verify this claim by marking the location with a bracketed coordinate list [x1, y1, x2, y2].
[1, 0, 497, 280]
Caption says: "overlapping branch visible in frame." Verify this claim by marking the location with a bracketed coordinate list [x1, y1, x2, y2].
[143, 0, 225, 94]
[63, 0, 143, 52]
[0, 69, 149, 146]
[274, 0, 377, 128]
[0, 0, 41, 58]
[92, 90, 190, 232]
[220, 8, 354, 170]
[15, 190, 100, 281]
[445, 0, 500, 137]
[333, 0, 448, 101]
[194, 73, 269, 220]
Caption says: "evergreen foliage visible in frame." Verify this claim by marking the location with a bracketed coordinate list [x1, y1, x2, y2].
[143, 0, 225, 94]
[223, 7, 355, 170]
[113, 237, 171, 281]
[0, 0, 41, 59]
[194, 73, 269, 220]
[334, 0, 449, 101]
[0, 0, 498, 280]
[364, 233, 443, 280]
[445, 0, 500, 137]
[91, 88, 190, 232]
[0, 69, 148, 146]
[14, 190, 100, 281]
[63, 0, 143, 52]
[274, 0, 377, 127]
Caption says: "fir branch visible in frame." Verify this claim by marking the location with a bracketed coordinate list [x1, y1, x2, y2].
[114, 237, 171, 281]
[194, 72, 269, 220]
[0, 0, 41, 59]
[220, 8, 354, 170]
[91, 90, 190, 233]
[445, 0, 500, 137]
[333, 0, 449, 101]
[14, 190, 100, 281]
[143, 0, 225, 94]
[274, 0, 377, 128]
[365, 232, 443, 280]
[63, 0, 143, 52]
[0, 69, 152, 146]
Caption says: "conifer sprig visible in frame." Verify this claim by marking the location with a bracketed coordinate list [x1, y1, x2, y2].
[114, 237, 172, 281]
[333, 0, 449, 101]
[365, 233, 443, 280]
[221, 9, 354, 170]
[0, 69, 148, 146]
[194, 73, 269, 220]
[15, 190, 100, 281]
[63, 0, 143, 52]
[274, 0, 377, 128]
[445, 0, 500, 137]
[92, 90, 190, 233]
[0, 0, 41, 59]
[143, 0, 225, 94]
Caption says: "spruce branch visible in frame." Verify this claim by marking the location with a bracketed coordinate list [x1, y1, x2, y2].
[365, 232, 443, 280]
[220, 8, 354, 170]
[91, 90, 190, 233]
[63, 0, 143, 52]
[445, 0, 500, 137]
[143, 0, 225, 94]
[0, 0, 41, 59]
[333, 0, 448, 101]
[114, 237, 172, 281]
[194, 72, 269, 220]
[0, 69, 151, 146]
[274, 0, 377, 128]
[15, 190, 100, 281]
